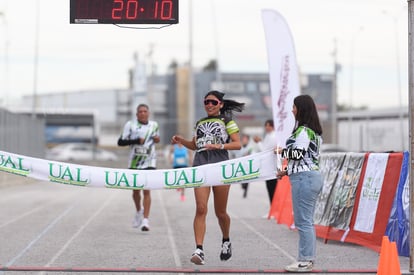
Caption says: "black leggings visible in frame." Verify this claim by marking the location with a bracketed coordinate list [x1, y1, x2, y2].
[266, 178, 278, 204]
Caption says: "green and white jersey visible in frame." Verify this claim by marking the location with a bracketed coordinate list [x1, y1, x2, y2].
[120, 120, 159, 169]
[193, 115, 239, 166]
[285, 126, 322, 175]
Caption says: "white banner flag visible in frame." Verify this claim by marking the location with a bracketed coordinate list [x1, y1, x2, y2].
[353, 153, 389, 233]
[0, 150, 277, 190]
[261, 9, 300, 145]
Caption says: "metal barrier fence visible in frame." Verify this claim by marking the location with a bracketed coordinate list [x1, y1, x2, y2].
[0, 108, 45, 158]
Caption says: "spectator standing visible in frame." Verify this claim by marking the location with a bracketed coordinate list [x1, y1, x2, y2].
[276, 95, 323, 272]
[253, 119, 280, 208]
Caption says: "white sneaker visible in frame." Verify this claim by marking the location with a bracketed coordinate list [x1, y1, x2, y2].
[140, 218, 150, 231]
[190, 248, 205, 265]
[132, 210, 143, 228]
[285, 261, 313, 272]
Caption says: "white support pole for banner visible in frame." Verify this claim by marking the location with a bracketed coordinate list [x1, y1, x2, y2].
[408, 0, 414, 271]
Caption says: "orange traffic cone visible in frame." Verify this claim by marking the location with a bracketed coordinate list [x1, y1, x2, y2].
[389, 241, 401, 274]
[377, 236, 401, 275]
[377, 236, 390, 275]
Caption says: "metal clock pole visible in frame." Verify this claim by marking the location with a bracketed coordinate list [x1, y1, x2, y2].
[408, 0, 414, 271]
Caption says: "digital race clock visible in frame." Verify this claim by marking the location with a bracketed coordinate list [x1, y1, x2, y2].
[70, 0, 178, 24]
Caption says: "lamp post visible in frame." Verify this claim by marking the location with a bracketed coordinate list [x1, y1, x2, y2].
[349, 26, 364, 111]
[188, 0, 194, 138]
[0, 11, 8, 108]
[382, 10, 405, 151]
[348, 26, 364, 150]
[210, 0, 221, 87]
[32, 0, 40, 118]
[331, 38, 338, 145]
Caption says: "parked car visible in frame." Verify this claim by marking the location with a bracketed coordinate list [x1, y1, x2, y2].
[46, 143, 118, 161]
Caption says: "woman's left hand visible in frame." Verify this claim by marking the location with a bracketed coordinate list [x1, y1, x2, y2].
[274, 147, 283, 154]
[276, 169, 287, 179]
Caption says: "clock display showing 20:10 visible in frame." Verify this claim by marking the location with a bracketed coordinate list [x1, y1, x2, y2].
[111, 0, 174, 20]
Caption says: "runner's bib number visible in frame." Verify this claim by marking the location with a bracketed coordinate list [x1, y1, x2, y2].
[175, 157, 187, 165]
[134, 147, 149, 156]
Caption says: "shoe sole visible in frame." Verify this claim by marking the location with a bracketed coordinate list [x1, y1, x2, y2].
[285, 269, 312, 273]
[220, 255, 232, 262]
[190, 255, 205, 265]
[141, 226, 150, 232]
[285, 266, 313, 273]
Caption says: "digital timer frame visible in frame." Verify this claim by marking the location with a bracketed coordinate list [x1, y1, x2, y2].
[70, 0, 179, 24]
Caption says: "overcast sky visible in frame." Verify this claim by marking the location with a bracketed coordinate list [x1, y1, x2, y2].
[0, 0, 409, 109]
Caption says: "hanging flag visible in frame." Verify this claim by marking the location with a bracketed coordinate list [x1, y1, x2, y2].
[261, 9, 300, 145]
[353, 153, 389, 233]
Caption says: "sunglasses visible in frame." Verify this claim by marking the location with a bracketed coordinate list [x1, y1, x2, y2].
[204, 99, 220, 106]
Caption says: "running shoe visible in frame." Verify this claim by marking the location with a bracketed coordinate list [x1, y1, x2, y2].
[132, 210, 143, 228]
[220, 241, 232, 261]
[285, 261, 313, 272]
[190, 248, 205, 265]
[140, 218, 150, 232]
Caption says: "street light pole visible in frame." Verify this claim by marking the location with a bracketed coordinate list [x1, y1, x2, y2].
[348, 26, 363, 150]
[331, 38, 338, 145]
[0, 11, 8, 108]
[188, 0, 194, 138]
[383, 10, 405, 151]
[32, 0, 40, 119]
[210, 0, 221, 86]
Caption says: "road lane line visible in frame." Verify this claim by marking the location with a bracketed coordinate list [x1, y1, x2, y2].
[230, 212, 296, 262]
[0, 205, 46, 229]
[44, 191, 118, 268]
[0, 189, 84, 229]
[5, 204, 76, 267]
[157, 190, 182, 268]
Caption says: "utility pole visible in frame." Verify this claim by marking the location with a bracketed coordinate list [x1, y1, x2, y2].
[408, 0, 414, 272]
[32, 0, 40, 119]
[188, 0, 194, 138]
[331, 38, 338, 144]
[348, 26, 363, 150]
[382, 9, 405, 150]
[0, 11, 8, 108]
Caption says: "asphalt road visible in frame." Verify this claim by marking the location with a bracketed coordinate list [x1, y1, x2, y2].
[0, 157, 412, 275]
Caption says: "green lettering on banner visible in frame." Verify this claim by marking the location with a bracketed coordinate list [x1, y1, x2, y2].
[362, 178, 381, 200]
[104, 171, 144, 189]
[164, 168, 204, 188]
[0, 154, 30, 176]
[48, 163, 89, 186]
[221, 159, 260, 184]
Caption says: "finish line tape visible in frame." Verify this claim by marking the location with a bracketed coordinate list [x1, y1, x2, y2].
[0, 149, 278, 190]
